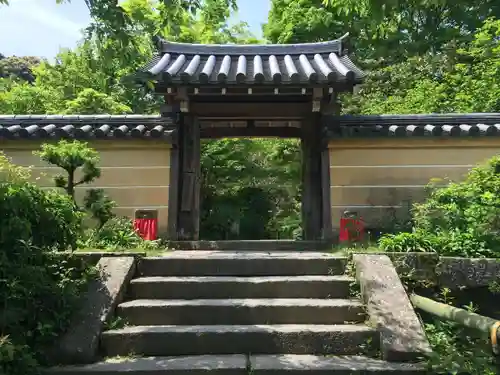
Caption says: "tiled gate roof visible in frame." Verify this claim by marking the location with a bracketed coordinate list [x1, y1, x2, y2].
[139, 35, 365, 85]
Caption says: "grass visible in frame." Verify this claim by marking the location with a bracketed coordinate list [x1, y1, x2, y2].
[332, 241, 385, 256]
[75, 247, 172, 256]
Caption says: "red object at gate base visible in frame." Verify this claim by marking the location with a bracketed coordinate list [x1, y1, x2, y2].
[133, 218, 158, 240]
[133, 209, 158, 240]
[339, 211, 364, 242]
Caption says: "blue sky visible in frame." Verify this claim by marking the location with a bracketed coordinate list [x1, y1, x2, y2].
[0, 0, 271, 58]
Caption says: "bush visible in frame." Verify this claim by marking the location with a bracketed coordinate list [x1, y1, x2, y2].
[379, 155, 500, 257]
[78, 216, 161, 251]
[424, 319, 496, 374]
[0, 153, 95, 375]
[0, 153, 83, 251]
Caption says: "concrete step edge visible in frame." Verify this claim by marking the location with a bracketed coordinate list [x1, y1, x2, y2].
[45, 355, 247, 374]
[118, 298, 364, 308]
[251, 354, 427, 372]
[141, 252, 347, 260]
[103, 324, 375, 335]
[130, 275, 354, 283]
[46, 355, 426, 374]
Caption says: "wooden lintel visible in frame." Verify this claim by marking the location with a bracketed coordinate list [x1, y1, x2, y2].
[191, 102, 310, 119]
[200, 126, 302, 139]
[154, 82, 356, 95]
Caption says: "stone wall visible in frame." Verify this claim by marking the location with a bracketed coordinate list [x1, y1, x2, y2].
[381, 252, 500, 290]
[327, 137, 500, 232]
[2, 140, 172, 235]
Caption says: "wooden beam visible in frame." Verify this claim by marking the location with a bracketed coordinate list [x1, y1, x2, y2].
[176, 115, 201, 240]
[301, 114, 323, 240]
[200, 126, 301, 139]
[190, 102, 311, 119]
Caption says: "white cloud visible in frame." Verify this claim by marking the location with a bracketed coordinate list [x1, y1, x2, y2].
[6, 0, 85, 38]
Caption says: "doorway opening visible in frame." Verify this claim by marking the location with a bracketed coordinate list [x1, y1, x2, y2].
[199, 138, 303, 240]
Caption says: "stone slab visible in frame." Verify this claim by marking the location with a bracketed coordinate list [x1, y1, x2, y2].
[117, 298, 366, 325]
[437, 257, 500, 289]
[67, 251, 146, 265]
[101, 324, 377, 357]
[138, 252, 347, 276]
[48, 257, 136, 364]
[166, 240, 334, 251]
[129, 275, 353, 299]
[353, 254, 432, 362]
[250, 354, 426, 374]
[46, 355, 247, 375]
[385, 252, 439, 284]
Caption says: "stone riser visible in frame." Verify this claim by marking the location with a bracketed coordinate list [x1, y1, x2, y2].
[101, 324, 377, 357]
[46, 355, 426, 374]
[128, 276, 353, 300]
[138, 254, 347, 277]
[117, 299, 366, 325]
[166, 241, 334, 251]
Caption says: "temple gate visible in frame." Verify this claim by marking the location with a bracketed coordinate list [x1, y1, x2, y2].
[138, 35, 365, 241]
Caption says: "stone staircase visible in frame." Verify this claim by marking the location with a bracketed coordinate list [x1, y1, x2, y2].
[52, 251, 426, 374]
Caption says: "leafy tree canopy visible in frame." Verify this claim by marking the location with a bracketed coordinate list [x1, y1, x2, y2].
[265, 0, 500, 62]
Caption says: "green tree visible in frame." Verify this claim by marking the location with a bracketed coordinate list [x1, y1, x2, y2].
[35, 141, 116, 230]
[200, 138, 302, 240]
[265, 0, 500, 62]
[63, 88, 132, 114]
[0, 55, 38, 82]
[343, 19, 500, 114]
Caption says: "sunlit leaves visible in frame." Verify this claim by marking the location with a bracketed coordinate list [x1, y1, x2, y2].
[268, 0, 500, 62]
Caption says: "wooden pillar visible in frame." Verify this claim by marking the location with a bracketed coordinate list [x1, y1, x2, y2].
[176, 114, 201, 240]
[301, 115, 323, 240]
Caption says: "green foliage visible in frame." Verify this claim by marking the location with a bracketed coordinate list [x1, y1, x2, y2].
[0, 82, 63, 114]
[0, 55, 39, 81]
[36, 140, 101, 199]
[35, 141, 158, 249]
[379, 155, 500, 257]
[344, 19, 500, 115]
[424, 320, 496, 374]
[0, 154, 95, 375]
[378, 231, 444, 253]
[200, 139, 302, 240]
[0, 153, 83, 251]
[78, 217, 161, 251]
[83, 189, 117, 230]
[266, 0, 500, 62]
[63, 88, 132, 115]
[419, 289, 497, 374]
[36, 141, 117, 233]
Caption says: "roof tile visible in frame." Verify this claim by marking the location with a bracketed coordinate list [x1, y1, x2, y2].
[0, 115, 175, 141]
[140, 36, 364, 85]
[325, 114, 500, 138]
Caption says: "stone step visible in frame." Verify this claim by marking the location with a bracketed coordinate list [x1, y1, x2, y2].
[166, 240, 333, 251]
[250, 354, 426, 374]
[138, 252, 347, 277]
[101, 324, 377, 357]
[46, 355, 248, 374]
[117, 298, 366, 325]
[129, 275, 353, 300]
[46, 355, 426, 374]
